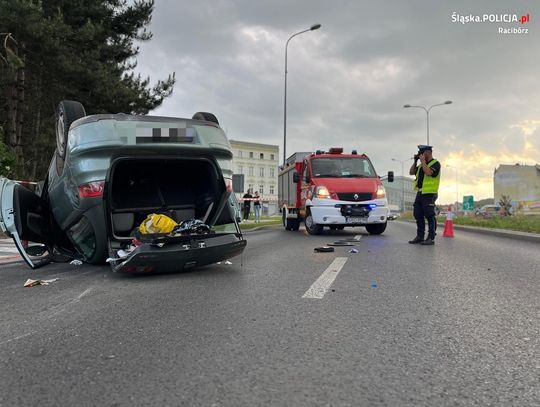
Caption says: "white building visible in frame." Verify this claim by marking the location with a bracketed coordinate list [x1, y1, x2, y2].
[494, 163, 540, 214]
[382, 176, 416, 212]
[229, 140, 279, 215]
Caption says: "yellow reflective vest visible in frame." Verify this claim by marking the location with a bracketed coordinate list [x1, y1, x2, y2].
[414, 159, 440, 194]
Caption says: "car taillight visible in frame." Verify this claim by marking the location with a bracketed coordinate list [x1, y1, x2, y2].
[224, 178, 233, 192]
[78, 181, 105, 198]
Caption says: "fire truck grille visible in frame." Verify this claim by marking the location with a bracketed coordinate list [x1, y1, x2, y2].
[337, 192, 372, 202]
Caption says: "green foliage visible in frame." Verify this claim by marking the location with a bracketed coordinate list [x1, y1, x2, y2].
[454, 215, 540, 234]
[0, 127, 16, 176]
[0, 0, 176, 179]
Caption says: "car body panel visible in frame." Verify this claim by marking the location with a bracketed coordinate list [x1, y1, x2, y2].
[0, 111, 246, 272]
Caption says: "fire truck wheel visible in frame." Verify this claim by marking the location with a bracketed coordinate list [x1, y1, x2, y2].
[305, 211, 323, 235]
[283, 212, 292, 230]
[365, 222, 387, 235]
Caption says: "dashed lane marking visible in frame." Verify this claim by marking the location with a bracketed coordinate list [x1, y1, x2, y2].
[302, 257, 348, 299]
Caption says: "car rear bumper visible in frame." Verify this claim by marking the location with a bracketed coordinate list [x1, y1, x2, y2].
[112, 233, 247, 273]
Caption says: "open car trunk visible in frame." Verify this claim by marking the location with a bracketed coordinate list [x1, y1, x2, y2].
[106, 157, 246, 273]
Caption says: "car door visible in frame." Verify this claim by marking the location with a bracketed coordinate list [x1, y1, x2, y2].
[0, 177, 53, 268]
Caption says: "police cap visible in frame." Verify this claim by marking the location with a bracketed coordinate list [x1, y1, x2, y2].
[417, 145, 433, 153]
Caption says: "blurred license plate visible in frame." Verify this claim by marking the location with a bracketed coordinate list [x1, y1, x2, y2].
[346, 217, 367, 224]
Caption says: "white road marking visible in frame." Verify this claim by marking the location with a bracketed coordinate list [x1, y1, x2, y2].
[302, 257, 348, 299]
[354, 235, 362, 241]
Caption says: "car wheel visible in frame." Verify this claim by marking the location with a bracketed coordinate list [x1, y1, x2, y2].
[305, 211, 323, 235]
[365, 222, 387, 235]
[192, 112, 219, 125]
[56, 100, 86, 159]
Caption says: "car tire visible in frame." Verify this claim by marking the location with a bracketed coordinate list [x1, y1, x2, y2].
[365, 222, 387, 235]
[305, 210, 323, 235]
[192, 112, 219, 125]
[56, 100, 86, 159]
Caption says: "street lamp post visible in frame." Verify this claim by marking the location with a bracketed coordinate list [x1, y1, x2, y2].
[283, 23, 321, 167]
[447, 165, 458, 212]
[403, 100, 452, 145]
[392, 158, 406, 212]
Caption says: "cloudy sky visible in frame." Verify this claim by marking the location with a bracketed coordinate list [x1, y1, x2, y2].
[135, 0, 540, 204]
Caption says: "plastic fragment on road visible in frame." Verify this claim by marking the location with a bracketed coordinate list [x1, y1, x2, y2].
[70, 260, 83, 265]
[216, 260, 233, 265]
[328, 241, 355, 247]
[314, 246, 334, 252]
[349, 248, 359, 253]
[371, 281, 378, 288]
[24, 278, 58, 287]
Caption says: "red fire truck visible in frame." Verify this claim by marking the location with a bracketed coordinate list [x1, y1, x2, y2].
[278, 148, 394, 235]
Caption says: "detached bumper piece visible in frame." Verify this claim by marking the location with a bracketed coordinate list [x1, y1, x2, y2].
[112, 233, 246, 273]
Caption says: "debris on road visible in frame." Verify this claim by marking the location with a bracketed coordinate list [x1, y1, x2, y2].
[314, 246, 335, 252]
[348, 248, 359, 253]
[328, 241, 355, 247]
[24, 278, 58, 287]
[70, 260, 83, 265]
[371, 281, 378, 288]
[217, 260, 233, 265]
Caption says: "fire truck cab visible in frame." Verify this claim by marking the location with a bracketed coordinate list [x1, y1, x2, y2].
[278, 148, 393, 235]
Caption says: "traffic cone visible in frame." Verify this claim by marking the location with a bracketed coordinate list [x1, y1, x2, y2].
[443, 206, 455, 238]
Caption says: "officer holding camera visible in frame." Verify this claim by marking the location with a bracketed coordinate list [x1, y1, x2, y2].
[408, 145, 441, 245]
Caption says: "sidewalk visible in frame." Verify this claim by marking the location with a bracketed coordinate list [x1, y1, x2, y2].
[0, 238, 25, 266]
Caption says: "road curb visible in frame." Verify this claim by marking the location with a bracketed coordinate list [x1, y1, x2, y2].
[397, 220, 540, 243]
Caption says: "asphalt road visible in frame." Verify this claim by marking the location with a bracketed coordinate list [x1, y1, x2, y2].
[0, 222, 538, 406]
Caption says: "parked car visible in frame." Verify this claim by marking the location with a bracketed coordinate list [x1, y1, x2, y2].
[387, 204, 401, 220]
[476, 204, 501, 218]
[0, 101, 246, 272]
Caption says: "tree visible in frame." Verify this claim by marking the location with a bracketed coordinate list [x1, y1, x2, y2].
[0, 0, 175, 179]
[499, 195, 512, 216]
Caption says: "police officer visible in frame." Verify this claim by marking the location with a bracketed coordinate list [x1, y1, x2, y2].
[408, 145, 441, 245]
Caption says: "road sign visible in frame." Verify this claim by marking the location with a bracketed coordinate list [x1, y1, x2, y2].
[463, 195, 474, 211]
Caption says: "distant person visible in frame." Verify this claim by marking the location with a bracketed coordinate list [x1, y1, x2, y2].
[253, 191, 261, 223]
[242, 189, 252, 220]
[408, 145, 441, 245]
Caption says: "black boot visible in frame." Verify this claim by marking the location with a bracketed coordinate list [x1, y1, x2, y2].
[408, 236, 424, 244]
[420, 238, 435, 245]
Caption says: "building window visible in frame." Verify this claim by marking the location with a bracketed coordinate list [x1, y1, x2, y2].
[248, 166, 254, 176]
[249, 152, 253, 158]
[270, 185, 274, 195]
[270, 167, 275, 178]
[271, 154, 275, 160]
[259, 167, 264, 177]
[259, 185, 264, 195]
[238, 150, 243, 158]
[238, 165, 243, 174]
[260, 153, 264, 159]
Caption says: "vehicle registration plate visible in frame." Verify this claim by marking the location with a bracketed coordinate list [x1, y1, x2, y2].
[346, 217, 367, 224]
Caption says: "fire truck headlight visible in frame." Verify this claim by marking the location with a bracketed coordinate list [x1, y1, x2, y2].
[315, 186, 331, 199]
[376, 185, 386, 198]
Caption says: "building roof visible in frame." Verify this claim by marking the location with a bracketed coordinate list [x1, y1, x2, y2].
[230, 139, 279, 149]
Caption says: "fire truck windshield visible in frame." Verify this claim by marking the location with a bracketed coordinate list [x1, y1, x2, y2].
[311, 157, 376, 178]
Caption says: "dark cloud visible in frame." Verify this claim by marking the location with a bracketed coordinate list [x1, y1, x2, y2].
[136, 0, 540, 201]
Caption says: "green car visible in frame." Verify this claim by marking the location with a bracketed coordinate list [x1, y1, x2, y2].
[0, 101, 246, 272]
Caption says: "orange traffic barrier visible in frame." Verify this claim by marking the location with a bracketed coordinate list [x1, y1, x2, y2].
[443, 206, 455, 238]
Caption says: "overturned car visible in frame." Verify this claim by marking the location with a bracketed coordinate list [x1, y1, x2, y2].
[0, 101, 246, 273]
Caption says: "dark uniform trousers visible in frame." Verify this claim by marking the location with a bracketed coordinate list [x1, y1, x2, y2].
[413, 192, 438, 240]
